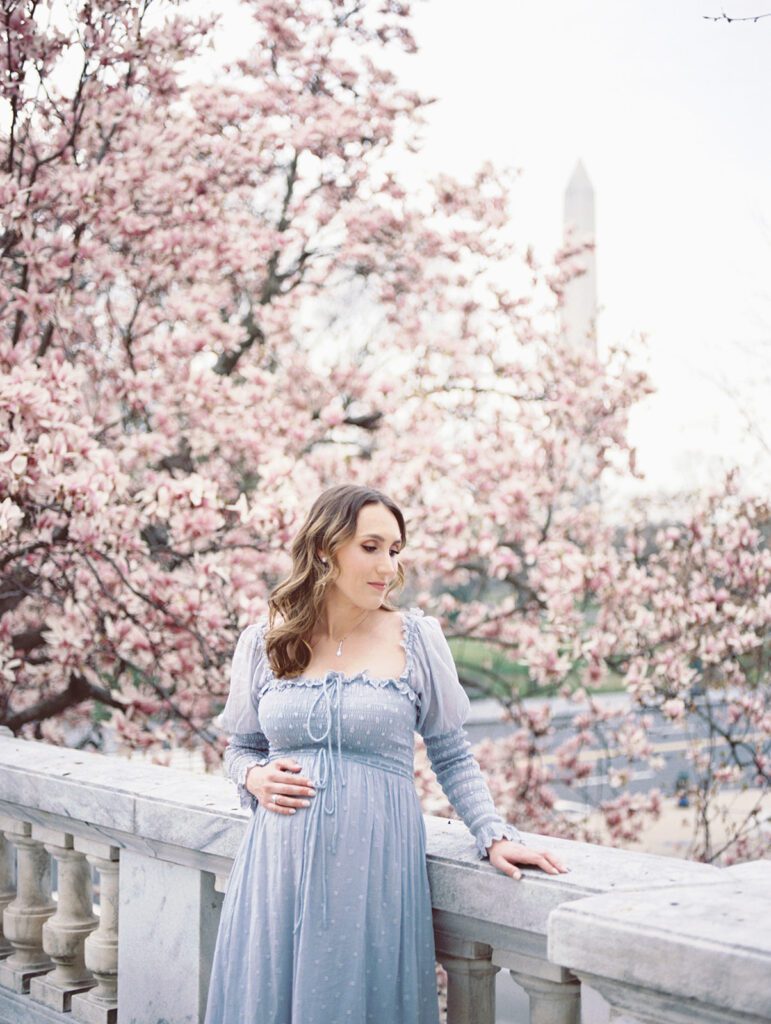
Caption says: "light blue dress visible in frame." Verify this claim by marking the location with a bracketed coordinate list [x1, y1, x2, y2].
[204, 606, 521, 1024]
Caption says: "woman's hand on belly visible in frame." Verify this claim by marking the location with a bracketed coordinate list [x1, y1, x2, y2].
[246, 759, 317, 815]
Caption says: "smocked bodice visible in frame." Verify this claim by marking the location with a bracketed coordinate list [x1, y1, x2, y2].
[217, 605, 523, 930]
[255, 611, 420, 782]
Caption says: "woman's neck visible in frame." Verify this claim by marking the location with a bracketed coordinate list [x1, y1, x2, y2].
[313, 599, 375, 644]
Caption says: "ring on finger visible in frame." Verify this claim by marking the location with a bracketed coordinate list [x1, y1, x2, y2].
[272, 793, 280, 804]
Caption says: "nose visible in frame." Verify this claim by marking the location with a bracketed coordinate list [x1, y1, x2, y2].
[377, 554, 393, 580]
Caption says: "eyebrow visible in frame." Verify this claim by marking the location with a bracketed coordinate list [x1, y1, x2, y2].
[361, 533, 403, 546]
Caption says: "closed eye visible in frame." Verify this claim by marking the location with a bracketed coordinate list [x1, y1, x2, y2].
[363, 545, 399, 556]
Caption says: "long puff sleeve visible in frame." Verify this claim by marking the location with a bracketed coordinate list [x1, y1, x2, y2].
[214, 621, 271, 811]
[414, 614, 524, 858]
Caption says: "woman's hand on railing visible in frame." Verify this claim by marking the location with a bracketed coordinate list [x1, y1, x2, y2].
[245, 759, 316, 814]
[486, 839, 569, 880]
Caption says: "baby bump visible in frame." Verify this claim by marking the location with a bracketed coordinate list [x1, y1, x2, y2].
[250, 751, 427, 932]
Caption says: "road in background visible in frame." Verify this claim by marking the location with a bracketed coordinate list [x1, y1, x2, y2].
[464, 688, 764, 810]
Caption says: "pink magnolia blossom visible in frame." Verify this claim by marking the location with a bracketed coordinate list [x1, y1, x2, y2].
[1, 0, 767, 867]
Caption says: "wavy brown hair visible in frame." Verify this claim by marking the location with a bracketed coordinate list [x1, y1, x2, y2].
[265, 484, 407, 679]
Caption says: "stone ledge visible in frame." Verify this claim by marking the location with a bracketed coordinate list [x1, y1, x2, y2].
[0, 735, 249, 861]
[424, 813, 723, 942]
[0, 734, 735, 959]
[0, 986, 75, 1024]
[548, 861, 771, 1020]
[2, 734, 769, 1024]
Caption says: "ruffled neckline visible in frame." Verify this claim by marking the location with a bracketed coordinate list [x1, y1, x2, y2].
[258, 606, 424, 701]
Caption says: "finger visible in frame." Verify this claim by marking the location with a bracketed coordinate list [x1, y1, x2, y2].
[535, 854, 561, 874]
[491, 854, 522, 880]
[272, 780, 316, 797]
[270, 790, 309, 806]
[550, 856, 570, 873]
[264, 792, 307, 814]
[270, 768, 316, 790]
[274, 758, 302, 772]
[540, 851, 569, 872]
[261, 793, 296, 815]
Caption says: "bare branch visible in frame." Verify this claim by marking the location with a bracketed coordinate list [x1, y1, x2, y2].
[703, 10, 771, 22]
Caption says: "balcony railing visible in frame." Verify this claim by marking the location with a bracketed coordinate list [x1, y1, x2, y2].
[0, 729, 769, 1024]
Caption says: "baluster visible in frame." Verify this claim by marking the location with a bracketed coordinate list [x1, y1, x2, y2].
[0, 829, 15, 958]
[570, 973, 666, 1024]
[0, 815, 55, 992]
[28, 824, 98, 1011]
[434, 932, 499, 1024]
[498, 950, 581, 1024]
[70, 838, 119, 1024]
[509, 971, 581, 1024]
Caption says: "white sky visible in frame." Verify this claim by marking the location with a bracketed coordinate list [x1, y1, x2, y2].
[385, 0, 771, 511]
[202, 0, 771, 511]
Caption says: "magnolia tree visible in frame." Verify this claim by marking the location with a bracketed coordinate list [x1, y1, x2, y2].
[419, 474, 769, 865]
[1, 0, 768, 866]
[596, 478, 769, 863]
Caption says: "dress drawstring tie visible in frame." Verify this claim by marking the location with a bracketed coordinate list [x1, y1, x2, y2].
[293, 673, 347, 934]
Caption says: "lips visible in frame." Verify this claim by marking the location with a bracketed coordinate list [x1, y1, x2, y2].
[368, 582, 387, 590]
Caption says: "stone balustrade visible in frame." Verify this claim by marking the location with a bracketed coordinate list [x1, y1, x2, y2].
[0, 730, 768, 1024]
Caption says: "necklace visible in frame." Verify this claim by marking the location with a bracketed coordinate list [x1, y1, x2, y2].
[328, 609, 372, 657]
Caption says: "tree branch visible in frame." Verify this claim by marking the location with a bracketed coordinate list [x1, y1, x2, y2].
[3, 671, 128, 733]
[703, 10, 771, 21]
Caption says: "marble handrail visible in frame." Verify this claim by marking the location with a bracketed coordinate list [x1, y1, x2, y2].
[0, 732, 768, 1024]
[548, 858, 771, 1024]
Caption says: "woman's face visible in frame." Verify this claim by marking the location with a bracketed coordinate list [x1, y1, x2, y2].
[323, 503, 402, 609]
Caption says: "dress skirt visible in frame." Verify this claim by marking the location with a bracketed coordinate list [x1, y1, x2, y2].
[204, 748, 442, 1024]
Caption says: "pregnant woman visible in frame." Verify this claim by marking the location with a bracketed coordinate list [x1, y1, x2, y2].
[204, 483, 568, 1024]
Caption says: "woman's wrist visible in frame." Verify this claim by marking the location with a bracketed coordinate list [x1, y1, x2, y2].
[244, 762, 264, 794]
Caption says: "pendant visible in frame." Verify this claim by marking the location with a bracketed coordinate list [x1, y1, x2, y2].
[336, 640, 343, 656]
